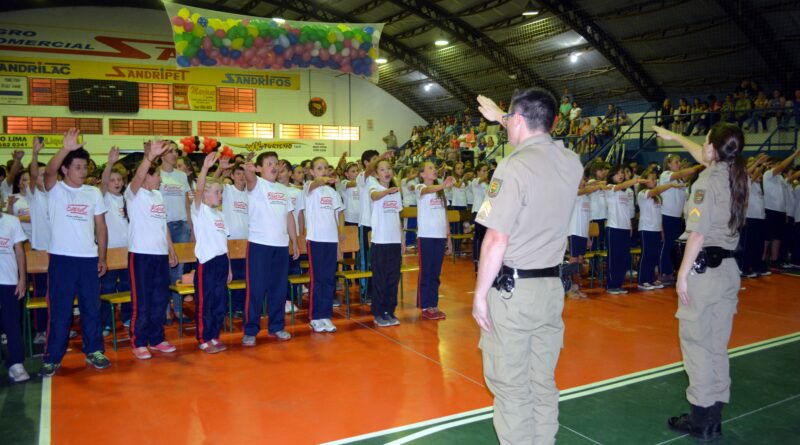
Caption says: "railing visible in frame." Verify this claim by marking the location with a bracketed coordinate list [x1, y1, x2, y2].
[753, 126, 799, 155]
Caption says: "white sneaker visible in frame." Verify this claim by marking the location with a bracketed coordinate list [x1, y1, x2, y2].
[8, 364, 30, 383]
[284, 301, 298, 314]
[310, 319, 327, 333]
[322, 318, 337, 333]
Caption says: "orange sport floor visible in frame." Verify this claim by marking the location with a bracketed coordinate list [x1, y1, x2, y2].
[47, 255, 800, 444]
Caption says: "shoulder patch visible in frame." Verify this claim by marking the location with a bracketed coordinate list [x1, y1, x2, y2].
[487, 178, 503, 197]
[693, 189, 705, 204]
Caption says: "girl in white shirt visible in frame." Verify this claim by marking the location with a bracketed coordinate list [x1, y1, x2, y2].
[470, 163, 490, 265]
[0, 212, 29, 382]
[761, 149, 800, 269]
[369, 159, 405, 327]
[566, 177, 605, 299]
[587, 163, 609, 250]
[304, 157, 344, 333]
[99, 146, 132, 334]
[127, 141, 179, 360]
[279, 160, 305, 314]
[7, 171, 32, 239]
[26, 139, 50, 344]
[637, 170, 684, 290]
[449, 162, 468, 252]
[400, 166, 418, 248]
[192, 153, 231, 353]
[741, 156, 769, 276]
[415, 161, 454, 320]
[217, 159, 249, 314]
[340, 162, 360, 227]
[604, 165, 644, 294]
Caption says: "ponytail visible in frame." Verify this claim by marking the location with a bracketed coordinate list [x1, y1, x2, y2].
[708, 123, 747, 234]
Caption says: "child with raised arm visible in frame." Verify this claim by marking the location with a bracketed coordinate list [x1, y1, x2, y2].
[415, 162, 454, 319]
[27, 138, 51, 345]
[192, 153, 232, 353]
[217, 157, 248, 316]
[40, 129, 110, 377]
[0, 207, 29, 382]
[126, 141, 179, 360]
[304, 157, 344, 333]
[637, 170, 685, 290]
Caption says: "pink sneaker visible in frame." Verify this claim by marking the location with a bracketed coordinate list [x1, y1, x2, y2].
[132, 347, 152, 360]
[151, 341, 177, 353]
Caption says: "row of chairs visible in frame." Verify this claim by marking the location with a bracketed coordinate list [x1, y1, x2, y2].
[21, 225, 425, 355]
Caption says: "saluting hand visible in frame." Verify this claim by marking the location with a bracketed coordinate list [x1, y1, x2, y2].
[652, 125, 677, 141]
[443, 176, 456, 188]
[387, 187, 400, 194]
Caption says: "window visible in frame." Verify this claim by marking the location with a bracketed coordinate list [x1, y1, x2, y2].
[217, 87, 256, 113]
[109, 119, 191, 136]
[198, 121, 273, 138]
[139, 83, 172, 110]
[3, 116, 102, 134]
[279, 124, 360, 141]
[28, 78, 69, 106]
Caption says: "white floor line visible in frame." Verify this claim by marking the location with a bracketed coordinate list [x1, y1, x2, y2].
[561, 425, 604, 445]
[652, 393, 800, 445]
[38, 377, 52, 445]
[382, 413, 493, 445]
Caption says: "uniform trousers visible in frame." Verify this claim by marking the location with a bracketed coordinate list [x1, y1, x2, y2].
[308, 241, 338, 320]
[638, 230, 661, 284]
[660, 215, 683, 276]
[0, 285, 24, 367]
[370, 243, 400, 317]
[606, 227, 631, 289]
[194, 254, 229, 343]
[741, 218, 766, 273]
[244, 242, 288, 336]
[129, 253, 170, 348]
[480, 277, 564, 445]
[416, 237, 445, 309]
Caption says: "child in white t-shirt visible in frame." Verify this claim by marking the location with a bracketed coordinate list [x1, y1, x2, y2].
[192, 153, 232, 353]
[126, 140, 179, 361]
[217, 157, 248, 316]
[279, 160, 304, 314]
[341, 162, 360, 226]
[0, 212, 29, 382]
[304, 157, 344, 333]
[28, 138, 50, 344]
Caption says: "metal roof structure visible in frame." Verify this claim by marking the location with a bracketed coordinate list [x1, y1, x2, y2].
[4, 0, 799, 119]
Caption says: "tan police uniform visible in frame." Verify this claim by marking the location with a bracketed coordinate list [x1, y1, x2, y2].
[476, 134, 582, 445]
[679, 161, 740, 408]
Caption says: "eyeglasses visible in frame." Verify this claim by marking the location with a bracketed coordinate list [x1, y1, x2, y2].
[501, 112, 516, 125]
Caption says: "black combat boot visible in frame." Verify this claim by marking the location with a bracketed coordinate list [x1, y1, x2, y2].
[667, 404, 720, 442]
[708, 402, 724, 440]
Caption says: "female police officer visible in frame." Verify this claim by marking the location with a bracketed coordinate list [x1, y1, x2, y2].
[654, 122, 748, 441]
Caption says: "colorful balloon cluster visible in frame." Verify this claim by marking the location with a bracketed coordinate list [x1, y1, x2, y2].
[170, 7, 381, 76]
[180, 136, 233, 159]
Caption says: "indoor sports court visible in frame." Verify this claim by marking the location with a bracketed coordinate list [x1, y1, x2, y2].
[1, 0, 799, 444]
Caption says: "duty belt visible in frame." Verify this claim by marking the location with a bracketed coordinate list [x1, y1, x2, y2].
[501, 265, 560, 279]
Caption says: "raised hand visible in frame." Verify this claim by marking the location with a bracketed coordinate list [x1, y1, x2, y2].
[652, 125, 677, 141]
[202, 152, 219, 170]
[477, 95, 505, 123]
[108, 146, 120, 165]
[443, 176, 456, 187]
[7, 195, 18, 208]
[33, 137, 44, 155]
[62, 128, 85, 152]
[13, 149, 24, 161]
[148, 140, 171, 161]
[243, 161, 257, 173]
[219, 156, 231, 170]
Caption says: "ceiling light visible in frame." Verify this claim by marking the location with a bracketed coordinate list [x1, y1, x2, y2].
[569, 52, 581, 63]
[522, 1, 540, 16]
[434, 38, 449, 46]
[375, 57, 388, 64]
[424, 83, 433, 92]
[273, 17, 286, 24]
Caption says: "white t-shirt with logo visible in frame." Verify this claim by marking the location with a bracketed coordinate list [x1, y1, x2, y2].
[104, 192, 129, 249]
[159, 169, 190, 223]
[762, 170, 785, 212]
[29, 189, 50, 251]
[192, 202, 229, 264]
[286, 185, 304, 233]
[304, 183, 343, 243]
[48, 182, 106, 257]
[10, 193, 31, 239]
[415, 184, 447, 239]
[341, 179, 360, 224]
[125, 187, 168, 255]
[369, 181, 403, 244]
[470, 179, 488, 213]
[746, 178, 765, 220]
[357, 172, 373, 227]
[222, 184, 248, 240]
[659, 171, 687, 218]
[637, 190, 663, 232]
[569, 194, 591, 238]
[248, 177, 294, 247]
[605, 188, 631, 230]
[0, 215, 27, 285]
[588, 180, 607, 220]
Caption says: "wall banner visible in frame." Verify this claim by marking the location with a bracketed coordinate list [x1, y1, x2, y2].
[0, 75, 28, 104]
[0, 134, 81, 149]
[230, 140, 330, 154]
[173, 84, 217, 110]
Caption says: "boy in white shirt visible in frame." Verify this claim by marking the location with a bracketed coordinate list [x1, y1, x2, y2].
[0, 211, 30, 382]
[28, 138, 50, 345]
[242, 152, 300, 346]
[41, 128, 110, 377]
[217, 158, 248, 316]
[192, 153, 232, 353]
[126, 141, 179, 360]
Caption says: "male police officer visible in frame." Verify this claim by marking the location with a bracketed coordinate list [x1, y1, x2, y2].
[473, 88, 582, 444]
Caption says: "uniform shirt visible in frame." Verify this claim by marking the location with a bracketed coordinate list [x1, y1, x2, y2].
[626, 188, 635, 220]
[48, 181, 106, 258]
[10, 193, 31, 239]
[746, 178, 765, 220]
[637, 190, 663, 232]
[470, 179, 488, 214]
[415, 184, 447, 239]
[191, 202, 228, 264]
[466, 184, 474, 207]
[605, 188, 632, 230]
[159, 169, 190, 223]
[782, 179, 795, 219]
[762, 170, 785, 212]
[29, 189, 50, 251]
[0, 182, 11, 207]
[476, 134, 582, 269]
[285, 185, 304, 234]
[401, 178, 418, 207]
[659, 171, 687, 218]
[125, 187, 168, 255]
[685, 162, 739, 249]
[450, 182, 468, 207]
[568, 194, 591, 238]
[222, 184, 248, 240]
[0, 215, 27, 285]
[304, 183, 343, 243]
[357, 172, 374, 227]
[369, 181, 403, 244]
[104, 192, 129, 249]
[340, 179, 360, 224]
[248, 177, 294, 247]
[587, 180, 607, 220]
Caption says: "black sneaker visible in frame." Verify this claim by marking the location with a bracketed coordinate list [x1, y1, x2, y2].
[374, 315, 392, 327]
[85, 351, 111, 369]
[40, 362, 60, 377]
[386, 314, 401, 326]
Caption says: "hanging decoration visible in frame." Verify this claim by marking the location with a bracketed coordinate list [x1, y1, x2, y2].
[179, 136, 233, 159]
